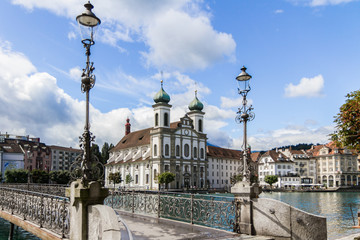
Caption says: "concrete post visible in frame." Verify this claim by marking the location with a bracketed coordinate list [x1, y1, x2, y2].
[65, 180, 109, 240]
[231, 181, 261, 235]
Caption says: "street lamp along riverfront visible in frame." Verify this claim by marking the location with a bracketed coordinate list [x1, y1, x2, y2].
[231, 66, 261, 199]
[70, 1, 104, 186]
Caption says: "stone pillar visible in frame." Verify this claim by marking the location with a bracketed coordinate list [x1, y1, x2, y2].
[66, 180, 109, 240]
[231, 181, 261, 235]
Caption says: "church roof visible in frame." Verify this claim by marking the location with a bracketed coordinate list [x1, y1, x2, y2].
[153, 84, 170, 104]
[111, 128, 151, 152]
[188, 91, 203, 111]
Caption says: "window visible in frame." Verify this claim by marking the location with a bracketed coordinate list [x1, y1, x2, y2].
[165, 165, 170, 172]
[135, 175, 139, 184]
[146, 174, 149, 184]
[194, 147, 197, 158]
[165, 144, 169, 156]
[176, 145, 180, 157]
[184, 144, 190, 157]
[198, 119, 203, 132]
[200, 148, 204, 159]
[176, 165, 180, 172]
[193, 166, 197, 172]
[155, 113, 159, 126]
[154, 144, 157, 156]
[164, 113, 169, 126]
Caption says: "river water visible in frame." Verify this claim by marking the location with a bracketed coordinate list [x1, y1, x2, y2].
[261, 191, 360, 239]
[0, 217, 39, 240]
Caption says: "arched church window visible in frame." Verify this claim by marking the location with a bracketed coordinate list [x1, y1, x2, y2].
[155, 113, 159, 126]
[200, 148, 204, 159]
[154, 144, 157, 156]
[194, 147, 197, 158]
[165, 144, 169, 156]
[164, 113, 169, 126]
[176, 145, 180, 157]
[198, 119, 202, 132]
[184, 144, 190, 157]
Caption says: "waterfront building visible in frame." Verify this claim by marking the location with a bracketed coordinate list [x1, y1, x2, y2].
[307, 142, 359, 187]
[206, 146, 242, 190]
[279, 148, 316, 184]
[0, 138, 24, 180]
[49, 146, 82, 171]
[18, 139, 51, 171]
[258, 150, 299, 187]
[105, 85, 208, 190]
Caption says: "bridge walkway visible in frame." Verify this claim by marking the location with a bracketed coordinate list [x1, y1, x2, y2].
[117, 211, 274, 240]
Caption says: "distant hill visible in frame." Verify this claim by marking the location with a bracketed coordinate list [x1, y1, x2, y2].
[207, 142, 220, 147]
[271, 143, 320, 151]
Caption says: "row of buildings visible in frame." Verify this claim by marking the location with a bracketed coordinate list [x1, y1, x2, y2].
[104, 83, 360, 190]
[0, 133, 81, 180]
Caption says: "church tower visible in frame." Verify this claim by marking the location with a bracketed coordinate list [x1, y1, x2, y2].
[188, 90, 204, 133]
[153, 80, 171, 128]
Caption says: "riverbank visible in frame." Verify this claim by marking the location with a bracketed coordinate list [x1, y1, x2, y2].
[262, 186, 360, 193]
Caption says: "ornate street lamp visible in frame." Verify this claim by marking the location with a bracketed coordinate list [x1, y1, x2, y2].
[70, 1, 103, 186]
[235, 66, 255, 183]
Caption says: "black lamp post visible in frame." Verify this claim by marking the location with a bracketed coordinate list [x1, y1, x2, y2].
[71, 1, 103, 186]
[235, 66, 255, 183]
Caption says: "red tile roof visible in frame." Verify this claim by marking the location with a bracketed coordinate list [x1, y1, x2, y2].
[207, 146, 242, 159]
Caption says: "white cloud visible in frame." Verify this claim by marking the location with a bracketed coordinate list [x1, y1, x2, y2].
[274, 9, 284, 14]
[69, 67, 82, 81]
[284, 74, 324, 98]
[220, 96, 253, 109]
[233, 124, 334, 151]
[11, 0, 236, 71]
[289, 0, 356, 6]
[309, 0, 355, 6]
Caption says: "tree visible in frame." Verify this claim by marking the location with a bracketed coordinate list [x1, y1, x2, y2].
[264, 175, 278, 188]
[157, 172, 175, 190]
[31, 169, 49, 183]
[331, 90, 360, 151]
[5, 169, 29, 183]
[230, 174, 243, 184]
[125, 174, 133, 187]
[50, 170, 71, 184]
[108, 172, 122, 189]
[91, 144, 102, 163]
[101, 142, 113, 164]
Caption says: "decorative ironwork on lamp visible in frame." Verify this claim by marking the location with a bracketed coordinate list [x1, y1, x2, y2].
[235, 66, 255, 183]
[70, 1, 103, 186]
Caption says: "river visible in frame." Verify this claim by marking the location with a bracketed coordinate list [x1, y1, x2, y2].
[0, 218, 39, 240]
[261, 191, 360, 239]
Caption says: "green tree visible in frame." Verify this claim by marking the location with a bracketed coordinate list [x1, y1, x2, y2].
[331, 90, 360, 151]
[108, 172, 122, 189]
[5, 169, 29, 183]
[31, 169, 49, 183]
[50, 170, 71, 184]
[125, 174, 133, 187]
[157, 172, 175, 190]
[264, 175, 278, 188]
[101, 142, 113, 164]
[230, 174, 243, 184]
[91, 144, 102, 163]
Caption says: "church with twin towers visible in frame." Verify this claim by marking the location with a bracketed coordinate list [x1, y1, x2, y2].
[105, 81, 243, 190]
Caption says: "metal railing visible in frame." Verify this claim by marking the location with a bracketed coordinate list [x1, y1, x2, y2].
[1, 183, 67, 197]
[104, 190, 236, 231]
[0, 187, 70, 238]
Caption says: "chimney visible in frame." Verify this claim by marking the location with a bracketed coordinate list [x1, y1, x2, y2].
[125, 118, 131, 135]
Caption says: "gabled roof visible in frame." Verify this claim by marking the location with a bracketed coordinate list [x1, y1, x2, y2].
[251, 152, 262, 162]
[0, 139, 23, 154]
[261, 150, 291, 162]
[307, 142, 357, 156]
[207, 146, 242, 159]
[111, 128, 151, 152]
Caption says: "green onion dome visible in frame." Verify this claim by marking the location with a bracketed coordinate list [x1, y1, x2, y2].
[153, 80, 170, 103]
[188, 90, 203, 111]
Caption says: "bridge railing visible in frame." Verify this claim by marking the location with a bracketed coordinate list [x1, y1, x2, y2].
[1, 183, 67, 197]
[0, 187, 70, 238]
[104, 190, 236, 231]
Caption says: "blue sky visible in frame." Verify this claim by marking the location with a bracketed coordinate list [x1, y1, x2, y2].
[0, 0, 359, 151]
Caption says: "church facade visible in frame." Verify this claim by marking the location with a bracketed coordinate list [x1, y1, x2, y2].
[105, 83, 209, 190]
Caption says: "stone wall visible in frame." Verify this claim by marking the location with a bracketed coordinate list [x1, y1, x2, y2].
[252, 198, 327, 240]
